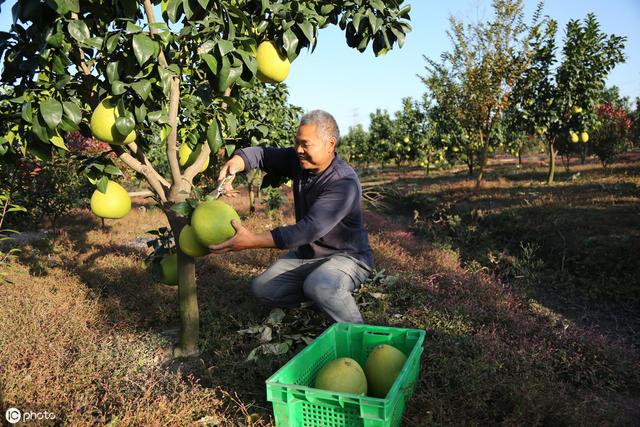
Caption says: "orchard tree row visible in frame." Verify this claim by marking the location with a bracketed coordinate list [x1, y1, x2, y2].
[341, 0, 637, 184]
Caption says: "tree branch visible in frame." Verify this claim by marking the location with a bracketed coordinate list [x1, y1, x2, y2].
[143, 0, 181, 191]
[113, 146, 168, 202]
[182, 87, 233, 183]
[127, 142, 171, 188]
[143, 0, 169, 68]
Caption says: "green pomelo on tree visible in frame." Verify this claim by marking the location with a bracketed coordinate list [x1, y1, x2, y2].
[179, 224, 209, 257]
[90, 98, 136, 145]
[179, 144, 209, 173]
[90, 180, 131, 219]
[160, 253, 178, 285]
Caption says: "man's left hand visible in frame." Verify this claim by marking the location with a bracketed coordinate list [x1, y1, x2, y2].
[209, 220, 276, 253]
[209, 220, 251, 253]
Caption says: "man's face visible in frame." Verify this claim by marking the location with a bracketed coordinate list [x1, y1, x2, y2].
[294, 124, 335, 172]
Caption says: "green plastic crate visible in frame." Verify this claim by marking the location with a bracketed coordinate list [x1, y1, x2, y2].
[266, 323, 426, 427]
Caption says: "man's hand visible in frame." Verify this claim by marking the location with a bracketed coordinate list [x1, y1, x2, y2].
[209, 220, 276, 253]
[216, 155, 245, 196]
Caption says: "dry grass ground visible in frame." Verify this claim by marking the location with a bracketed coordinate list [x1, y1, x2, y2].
[1, 155, 638, 426]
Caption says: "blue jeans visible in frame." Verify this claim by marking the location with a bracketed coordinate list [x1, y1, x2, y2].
[251, 251, 372, 323]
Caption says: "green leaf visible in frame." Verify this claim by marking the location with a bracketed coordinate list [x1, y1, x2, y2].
[104, 164, 122, 176]
[106, 33, 120, 53]
[370, 0, 385, 12]
[225, 144, 236, 157]
[148, 110, 162, 122]
[47, 31, 64, 48]
[62, 101, 81, 125]
[134, 104, 147, 123]
[216, 56, 231, 92]
[218, 39, 234, 56]
[297, 21, 314, 43]
[96, 176, 109, 193]
[125, 22, 142, 34]
[40, 98, 63, 129]
[283, 28, 299, 61]
[201, 53, 218, 74]
[106, 61, 120, 83]
[166, 0, 183, 23]
[206, 119, 222, 152]
[170, 201, 192, 217]
[132, 33, 158, 66]
[115, 115, 135, 135]
[111, 80, 127, 95]
[50, 134, 67, 150]
[68, 20, 90, 43]
[31, 116, 49, 143]
[21, 102, 32, 123]
[198, 40, 217, 55]
[131, 79, 152, 101]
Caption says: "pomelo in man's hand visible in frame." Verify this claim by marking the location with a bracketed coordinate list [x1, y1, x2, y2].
[314, 357, 367, 395]
[160, 253, 178, 285]
[365, 344, 407, 398]
[90, 180, 131, 219]
[191, 200, 240, 246]
[179, 224, 209, 257]
[90, 98, 136, 145]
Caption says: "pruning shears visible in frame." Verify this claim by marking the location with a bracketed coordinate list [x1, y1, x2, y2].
[212, 173, 236, 199]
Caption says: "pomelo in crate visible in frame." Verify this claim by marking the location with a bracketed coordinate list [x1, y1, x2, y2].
[313, 357, 368, 395]
[266, 323, 426, 427]
[365, 344, 408, 398]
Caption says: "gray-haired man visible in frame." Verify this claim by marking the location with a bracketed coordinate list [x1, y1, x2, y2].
[210, 110, 373, 324]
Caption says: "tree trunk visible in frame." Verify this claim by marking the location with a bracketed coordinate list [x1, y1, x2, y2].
[475, 131, 490, 188]
[246, 169, 263, 214]
[166, 202, 199, 358]
[547, 139, 557, 184]
[518, 144, 523, 166]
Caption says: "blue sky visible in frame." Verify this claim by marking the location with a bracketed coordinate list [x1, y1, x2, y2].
[1, 1, 638, 134]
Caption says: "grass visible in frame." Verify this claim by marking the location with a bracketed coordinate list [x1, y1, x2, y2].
[1, 154, 639, 426]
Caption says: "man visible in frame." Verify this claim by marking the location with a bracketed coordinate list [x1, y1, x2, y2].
[210, 110, 373, 324]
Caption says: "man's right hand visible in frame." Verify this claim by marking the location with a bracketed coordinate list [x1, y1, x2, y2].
[216, 154, 245, 194]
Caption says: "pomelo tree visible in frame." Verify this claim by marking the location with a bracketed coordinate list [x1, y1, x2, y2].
[0, 0, 412, 357]
[512, 13, 625, 183]
[422, 0, 541, 187]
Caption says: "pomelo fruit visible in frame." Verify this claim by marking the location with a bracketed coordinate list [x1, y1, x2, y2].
[256, 41, 290, 84]
[90, 98, 136, 145]
[160, 253, 178, 285]
[179, 144, 209, 172]
[191, 200, 240, 246]
[365, 344, 407, 398]
[90, 180, 131, 219]
[179, 224, 209, 257]
[569, 131, 579, 144]
[580, 131, 589, 143]
[314, 357, 367, 395]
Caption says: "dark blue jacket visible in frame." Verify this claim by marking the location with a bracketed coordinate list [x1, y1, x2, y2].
[236, 147, 373, 268]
